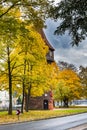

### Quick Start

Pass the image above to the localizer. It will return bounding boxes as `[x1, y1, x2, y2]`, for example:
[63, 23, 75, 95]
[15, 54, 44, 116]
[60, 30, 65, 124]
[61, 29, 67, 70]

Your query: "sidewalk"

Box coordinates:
[69, 123, 87, 130]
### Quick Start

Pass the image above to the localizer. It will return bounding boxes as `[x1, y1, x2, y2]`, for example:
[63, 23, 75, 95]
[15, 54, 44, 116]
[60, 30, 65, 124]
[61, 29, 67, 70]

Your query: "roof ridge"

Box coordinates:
[40, 29, 55, 51]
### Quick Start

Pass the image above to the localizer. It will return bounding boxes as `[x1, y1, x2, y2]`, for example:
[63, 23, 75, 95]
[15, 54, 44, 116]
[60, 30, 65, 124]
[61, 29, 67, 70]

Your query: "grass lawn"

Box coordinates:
[0, 108, 87, 124]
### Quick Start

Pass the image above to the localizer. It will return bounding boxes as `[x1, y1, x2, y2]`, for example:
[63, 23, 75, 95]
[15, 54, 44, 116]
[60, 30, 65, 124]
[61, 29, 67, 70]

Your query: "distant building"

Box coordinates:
[28, 30, 55, 110]
[0, 91, 18, 109]
[0, 91, 9, 109]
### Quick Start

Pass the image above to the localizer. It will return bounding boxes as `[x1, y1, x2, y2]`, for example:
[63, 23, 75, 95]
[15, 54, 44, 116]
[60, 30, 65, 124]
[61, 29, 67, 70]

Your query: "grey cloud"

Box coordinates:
[44, 19, 87, 67]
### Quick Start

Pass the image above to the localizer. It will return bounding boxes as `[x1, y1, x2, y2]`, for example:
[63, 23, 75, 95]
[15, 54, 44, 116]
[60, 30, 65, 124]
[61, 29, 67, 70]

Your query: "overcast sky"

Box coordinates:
[44, 19, 87, 68]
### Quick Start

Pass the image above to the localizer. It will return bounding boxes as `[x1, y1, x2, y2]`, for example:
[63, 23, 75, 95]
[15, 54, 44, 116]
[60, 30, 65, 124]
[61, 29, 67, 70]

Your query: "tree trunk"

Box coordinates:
[7, 46, 12, 115]
[60, 99, 63, 107]
[25, 92, 28, 112]
[21, 82, 25, 113]
[25, 85, 31, 112]
[63, 96, 69, 108]
[21, 57, 27, 113]
[25, 63, 32, 112]
[8, 75, 12, 115]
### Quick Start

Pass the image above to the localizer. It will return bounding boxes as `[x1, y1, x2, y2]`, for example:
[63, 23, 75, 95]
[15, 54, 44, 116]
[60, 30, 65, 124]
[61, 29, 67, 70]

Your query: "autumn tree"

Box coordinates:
[46, 62, 59, 90]
[0, 23, 49, 114]
[50, 0, 87, 46]
[0, 0, 53, 115]
[0, 42, 16, 115]
[79, 66, 87, 98]
[54, 69, 82, 107]
[0, 16, 22, 114]
[0, 0, 53, 31]
[11, 25, 50, 113]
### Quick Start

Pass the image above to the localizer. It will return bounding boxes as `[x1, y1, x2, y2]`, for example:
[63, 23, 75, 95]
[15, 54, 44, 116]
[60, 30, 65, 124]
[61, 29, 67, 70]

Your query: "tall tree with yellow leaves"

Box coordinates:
[79, 66, 87, 98]
[0, 24, 49, 114]
[0, 17, 22, 115]
[11, 25, 49, 113]
[54, 69, 82, 107]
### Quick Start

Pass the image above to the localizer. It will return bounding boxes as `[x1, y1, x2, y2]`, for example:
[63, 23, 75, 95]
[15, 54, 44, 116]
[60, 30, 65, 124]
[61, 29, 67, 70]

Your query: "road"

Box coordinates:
[1, 113, 87, 130]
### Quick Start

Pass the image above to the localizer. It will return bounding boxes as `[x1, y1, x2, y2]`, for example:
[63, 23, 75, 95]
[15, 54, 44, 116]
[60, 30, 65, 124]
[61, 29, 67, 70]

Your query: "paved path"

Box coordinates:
[69, 123, 87, 130]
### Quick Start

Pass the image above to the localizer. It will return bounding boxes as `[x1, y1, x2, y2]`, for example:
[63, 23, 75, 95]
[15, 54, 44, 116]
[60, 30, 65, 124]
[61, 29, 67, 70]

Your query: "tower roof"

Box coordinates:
[40, 30, 55, 51]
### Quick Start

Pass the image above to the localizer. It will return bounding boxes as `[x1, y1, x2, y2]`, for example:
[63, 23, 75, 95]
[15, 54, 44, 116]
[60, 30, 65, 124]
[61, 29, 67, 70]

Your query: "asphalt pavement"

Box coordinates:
[69, 123, 87, 130]
[0, 113, 87, 130]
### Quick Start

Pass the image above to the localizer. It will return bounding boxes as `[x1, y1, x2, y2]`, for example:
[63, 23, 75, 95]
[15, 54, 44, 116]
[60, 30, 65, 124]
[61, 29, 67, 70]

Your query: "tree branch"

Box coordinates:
[0, 1, 18, 18]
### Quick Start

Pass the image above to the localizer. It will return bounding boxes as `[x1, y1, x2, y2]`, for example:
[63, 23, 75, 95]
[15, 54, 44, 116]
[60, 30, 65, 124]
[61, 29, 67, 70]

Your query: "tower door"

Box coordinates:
[43, 100, 48, 110]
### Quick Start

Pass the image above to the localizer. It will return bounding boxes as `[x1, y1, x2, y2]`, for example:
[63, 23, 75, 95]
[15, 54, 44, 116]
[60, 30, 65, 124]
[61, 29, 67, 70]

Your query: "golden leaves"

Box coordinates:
[54, 69, 82, 101]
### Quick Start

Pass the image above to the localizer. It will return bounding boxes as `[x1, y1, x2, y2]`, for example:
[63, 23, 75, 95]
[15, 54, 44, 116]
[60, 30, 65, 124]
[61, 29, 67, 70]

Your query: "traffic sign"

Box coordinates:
[16, 109, 20, 115]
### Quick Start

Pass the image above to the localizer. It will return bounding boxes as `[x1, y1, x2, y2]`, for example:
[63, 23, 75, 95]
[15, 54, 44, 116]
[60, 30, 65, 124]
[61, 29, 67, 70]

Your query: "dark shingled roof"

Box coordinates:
[40, 30, 55, 51]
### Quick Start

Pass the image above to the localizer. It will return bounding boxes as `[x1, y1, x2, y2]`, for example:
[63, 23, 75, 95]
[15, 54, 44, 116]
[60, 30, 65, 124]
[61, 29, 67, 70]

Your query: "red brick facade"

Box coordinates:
[29, 91, 54, 110]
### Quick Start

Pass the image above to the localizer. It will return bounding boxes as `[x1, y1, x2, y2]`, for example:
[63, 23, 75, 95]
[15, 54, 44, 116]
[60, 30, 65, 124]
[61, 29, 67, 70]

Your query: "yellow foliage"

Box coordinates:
[9, 24, 50, 97]
[45, 62, 59, 90]
[54, 69, 82, 100]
